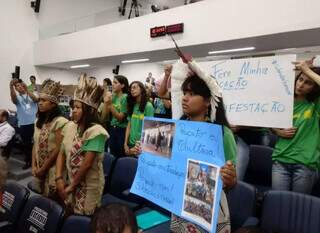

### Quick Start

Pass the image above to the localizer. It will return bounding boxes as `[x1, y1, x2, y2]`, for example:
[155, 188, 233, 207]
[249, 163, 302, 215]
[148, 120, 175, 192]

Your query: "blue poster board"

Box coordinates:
[130, 117, 226, 232]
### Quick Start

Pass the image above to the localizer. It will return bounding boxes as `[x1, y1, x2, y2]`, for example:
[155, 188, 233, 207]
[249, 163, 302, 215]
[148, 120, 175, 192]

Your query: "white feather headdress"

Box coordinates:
[170, 37, 222, 121]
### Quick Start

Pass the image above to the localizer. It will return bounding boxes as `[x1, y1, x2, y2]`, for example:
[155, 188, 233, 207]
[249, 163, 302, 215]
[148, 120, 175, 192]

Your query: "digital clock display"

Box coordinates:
[166, 23, 184, 34]
[150, 26, 166, 38]
[150, 23, 184, 38]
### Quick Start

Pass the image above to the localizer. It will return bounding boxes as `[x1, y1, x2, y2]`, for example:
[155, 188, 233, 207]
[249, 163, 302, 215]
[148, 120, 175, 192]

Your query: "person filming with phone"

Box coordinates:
[10, 78, 38, 169]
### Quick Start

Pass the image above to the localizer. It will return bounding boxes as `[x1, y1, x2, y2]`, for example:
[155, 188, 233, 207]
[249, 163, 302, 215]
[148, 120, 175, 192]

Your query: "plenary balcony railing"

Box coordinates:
[39, 0, 204, 40]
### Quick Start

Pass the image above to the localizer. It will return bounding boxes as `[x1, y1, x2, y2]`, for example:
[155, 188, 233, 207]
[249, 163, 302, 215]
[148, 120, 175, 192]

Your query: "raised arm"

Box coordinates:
[24, 83, 38, 102]
[293, 60, 320, 86]
[158, 65, 172, 97]
[9, 80, 17, 105]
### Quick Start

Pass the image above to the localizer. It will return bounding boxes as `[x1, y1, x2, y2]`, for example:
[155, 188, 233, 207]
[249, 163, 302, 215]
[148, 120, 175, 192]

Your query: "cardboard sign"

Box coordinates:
[131, 117, 225, 232]
[200, 55, 296, 128]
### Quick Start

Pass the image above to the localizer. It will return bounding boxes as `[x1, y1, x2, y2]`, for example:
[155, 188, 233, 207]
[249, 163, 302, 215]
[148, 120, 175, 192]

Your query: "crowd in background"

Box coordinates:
[0, 56, 320, 233]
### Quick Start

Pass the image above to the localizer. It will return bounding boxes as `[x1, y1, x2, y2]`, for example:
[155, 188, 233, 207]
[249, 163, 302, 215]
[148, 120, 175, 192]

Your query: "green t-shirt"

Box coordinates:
[223, 126, 237, 165]
[128, 102, 154, 146]
[82, 134, 106, 153]
[272, 99, 320, 170]
[27, 84, 36, 92]
[110, 93, 128, 128]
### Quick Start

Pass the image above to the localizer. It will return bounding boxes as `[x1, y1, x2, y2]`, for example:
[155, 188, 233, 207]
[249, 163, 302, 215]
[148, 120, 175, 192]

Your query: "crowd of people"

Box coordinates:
[184, 199, 212, 224]
[0, 54, 319, 233]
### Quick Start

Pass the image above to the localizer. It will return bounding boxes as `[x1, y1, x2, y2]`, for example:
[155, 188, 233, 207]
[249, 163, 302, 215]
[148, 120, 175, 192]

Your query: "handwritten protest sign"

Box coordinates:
[131, 117, 225, 232]
[199, 54, 296, 128]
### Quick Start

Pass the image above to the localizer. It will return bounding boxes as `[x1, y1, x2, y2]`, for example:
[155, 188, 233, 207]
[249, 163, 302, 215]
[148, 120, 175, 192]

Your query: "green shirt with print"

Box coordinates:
[223, 126, 237, 165]
[272, 99, 320, 170]
[128, 102, 154, 146]
[110, 93, 128, 128]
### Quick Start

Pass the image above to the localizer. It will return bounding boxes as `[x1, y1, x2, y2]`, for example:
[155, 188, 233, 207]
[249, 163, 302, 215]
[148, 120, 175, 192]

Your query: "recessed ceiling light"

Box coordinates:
[121, 58, 150, 64]
[70, 64, 90, 69]
[208, 47, 255, 55]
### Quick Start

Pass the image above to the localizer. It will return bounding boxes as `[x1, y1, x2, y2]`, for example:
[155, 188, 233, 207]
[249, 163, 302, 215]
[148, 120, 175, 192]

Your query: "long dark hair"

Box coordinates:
[114, 75, 129, 94]
[78, 102, 100, 134]
[181, 75, 230, 127]
[295, 67, 320, 102]
[36, 104, 62, 129]
[127, 81, 148, 116]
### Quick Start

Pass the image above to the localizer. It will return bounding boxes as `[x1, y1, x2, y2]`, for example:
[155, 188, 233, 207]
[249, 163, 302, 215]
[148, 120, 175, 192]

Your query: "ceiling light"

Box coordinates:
[70, 64, 90, 69]
[208, 47, 255, 55]
[121, 58, 150, 64]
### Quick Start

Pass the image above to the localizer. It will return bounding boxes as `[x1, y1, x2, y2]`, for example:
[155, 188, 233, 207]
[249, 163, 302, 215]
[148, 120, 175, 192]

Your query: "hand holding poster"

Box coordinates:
[130, 117, 226, 232]
[199, 54, 296, 128]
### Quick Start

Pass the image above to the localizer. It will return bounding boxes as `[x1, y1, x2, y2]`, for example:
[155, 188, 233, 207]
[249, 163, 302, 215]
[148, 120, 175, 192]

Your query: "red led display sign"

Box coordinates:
[150, 23, 184, 38]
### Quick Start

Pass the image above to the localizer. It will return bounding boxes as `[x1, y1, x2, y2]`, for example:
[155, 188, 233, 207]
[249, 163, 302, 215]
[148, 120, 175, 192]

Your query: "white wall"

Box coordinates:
[0, 0, 39, 109]
[35, 67, 81, 85]
[38, 0, 186, 39]
[88, 62, 165, 85]
[34, 0, 320, 66]
[0, 0, 86, 109]
[38, 0, 118, 30]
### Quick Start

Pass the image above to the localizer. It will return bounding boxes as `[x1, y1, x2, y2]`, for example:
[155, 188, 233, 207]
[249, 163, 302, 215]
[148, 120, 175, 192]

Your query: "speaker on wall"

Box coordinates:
[112, 65, 120, 75]
[15, 66, 20, 79]
[31, 0, 41, 13]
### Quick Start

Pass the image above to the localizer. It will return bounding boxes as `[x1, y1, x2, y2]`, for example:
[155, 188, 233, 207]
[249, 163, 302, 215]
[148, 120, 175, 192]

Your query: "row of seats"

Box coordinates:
[0, 182, 91, 233]
[3, 150, 320, 233]
[243, 145, 320, 197]
[3, 180, 320, 233]
[99, 153, 320, 233]
[228, 181, 320, 233]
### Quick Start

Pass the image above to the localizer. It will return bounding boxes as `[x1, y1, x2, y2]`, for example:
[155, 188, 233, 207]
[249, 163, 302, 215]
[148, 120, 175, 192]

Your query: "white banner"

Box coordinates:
[199, 55, 296, 128]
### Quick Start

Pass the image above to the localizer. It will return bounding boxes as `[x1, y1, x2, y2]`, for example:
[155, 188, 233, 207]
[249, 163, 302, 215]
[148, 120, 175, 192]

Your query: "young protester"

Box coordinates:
[124, 81, 154, 157]
[134, 56, 237, 232]
[102, 75, 129, 157]
[91, 203, 139, 233]
[271, 60, 320, 194]
[27, 75, 38, 93]
[103, 78, 112, 91]
[169, 58, 237, 233]
[32, 79, 68, 199]
[153, 66, 173, 119]
[56, 74, 108, 215]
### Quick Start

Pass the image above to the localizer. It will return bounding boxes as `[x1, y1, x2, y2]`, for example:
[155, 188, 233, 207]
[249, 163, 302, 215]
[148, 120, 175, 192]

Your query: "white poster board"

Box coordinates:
[199, 55, 296, 128]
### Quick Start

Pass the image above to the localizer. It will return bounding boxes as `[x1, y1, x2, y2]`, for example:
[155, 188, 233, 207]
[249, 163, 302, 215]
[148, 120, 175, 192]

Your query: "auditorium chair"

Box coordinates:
[101, 157, 143, 210]
[227, 181, 258, 231]
[244, 145, 273, 192]
[0, 182, 30, 233]
[15, 195, 64, 233]
[103, 152, 115, 193]
[261, 190, 320, 233]
[60, 215, 91, 233]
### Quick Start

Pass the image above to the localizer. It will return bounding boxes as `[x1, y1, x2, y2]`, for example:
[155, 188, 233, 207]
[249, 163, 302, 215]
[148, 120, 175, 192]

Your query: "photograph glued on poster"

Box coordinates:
[141, 119, 176, 159]
[131, 117, 225, 233]
[182, 159, 219, 231]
